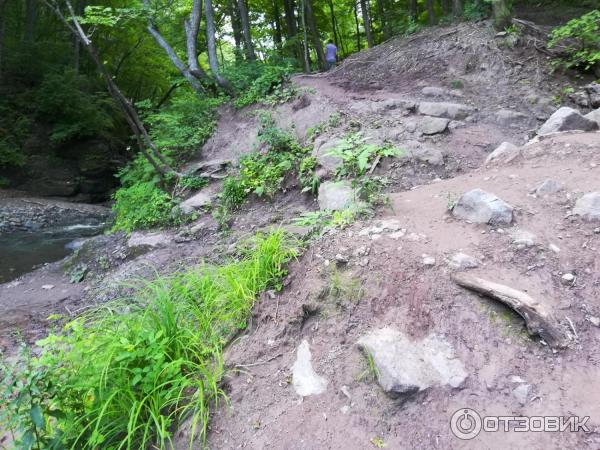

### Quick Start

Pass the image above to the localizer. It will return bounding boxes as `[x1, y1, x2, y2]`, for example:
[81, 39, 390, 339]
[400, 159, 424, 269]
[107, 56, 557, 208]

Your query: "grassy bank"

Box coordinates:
[0, 231, 297, 449]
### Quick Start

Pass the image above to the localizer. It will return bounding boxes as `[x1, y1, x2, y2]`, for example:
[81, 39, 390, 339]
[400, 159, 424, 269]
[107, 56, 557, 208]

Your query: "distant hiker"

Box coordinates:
[325, 40, 337, 71]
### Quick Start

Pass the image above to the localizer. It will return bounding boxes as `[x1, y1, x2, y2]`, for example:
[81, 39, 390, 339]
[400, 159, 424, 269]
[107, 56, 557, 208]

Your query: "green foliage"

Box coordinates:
[354, 176, 390, 205]
[179, 174, 209, 191]
[231, 63, 295, 108]
[0, 231, 297, 449]
[325, 133, 402, 178]
[111, 181, 181, 233]
[292, 207, 366, 231]
[299, 156, 320, 194]
[463, 0, 491, 21]
[549, 10, 600, 71]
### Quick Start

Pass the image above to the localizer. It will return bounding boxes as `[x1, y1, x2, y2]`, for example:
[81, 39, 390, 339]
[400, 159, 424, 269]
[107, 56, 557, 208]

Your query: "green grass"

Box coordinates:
[0, 231, 298, 449]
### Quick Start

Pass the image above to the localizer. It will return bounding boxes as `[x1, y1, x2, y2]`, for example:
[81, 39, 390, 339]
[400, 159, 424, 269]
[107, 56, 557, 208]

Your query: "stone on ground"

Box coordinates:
[494, 109, 529, 126]
[534, 179, 561, 196]
[585, 108, 600, 127]
[313, 136, 344, 174]
[509, 228, 537, 247]
[418, 116, 450, 135]
[357, 328, 468, 397]
[573, 192, 600, 221]
[417, 102, 474, 120]
[127, 231, 172, 248]
[292, 340, 328, 396]
[422, 86, 462, 98]
[180, 191, 212, 214]
[448, 252, 479, 270]
[318, 180, 355, 211]
[452, 189, 514, 225]
[512, 383, 530, 405]
[411, 146, 444, 165]
[484, 142, 520, 165]
[537, 107, 599, 135]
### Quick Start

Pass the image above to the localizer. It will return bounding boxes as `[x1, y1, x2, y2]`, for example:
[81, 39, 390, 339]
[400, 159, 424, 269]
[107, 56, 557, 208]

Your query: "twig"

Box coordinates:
[565, 316, 578, 339]
[234, 353, 283, 369]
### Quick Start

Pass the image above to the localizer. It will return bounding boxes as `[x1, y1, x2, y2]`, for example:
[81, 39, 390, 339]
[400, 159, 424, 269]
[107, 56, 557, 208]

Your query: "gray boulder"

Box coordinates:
[448, 252, 479, 270]
[313, 136, 344, 173]
[495, 109, 530, 126]
[127, 231, 172, 248]
[180, 191, 212, 214]
[509, 228, 537, 247]
[573, 192, 600, 221]
[452, 189, 514, 225]
[357, 328, 468, 396]
[585, 108, 600, 127]
[534, 179, 561, 196]
[418, 102, 474, 120]
[418, 116, 450, 135]
[318, 180, 355, 211]
[484, 142, 520, 165]
[538, 107, 599, 135]
[411, 147, 444, 165]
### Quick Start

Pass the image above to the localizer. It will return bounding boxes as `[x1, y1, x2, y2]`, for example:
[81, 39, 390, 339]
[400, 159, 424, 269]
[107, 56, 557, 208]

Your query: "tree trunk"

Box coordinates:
[226, 0, 243, 59]
[204, 0, 232, 92]
[283, 0, 301, 59]
[25, 0, 36, 41]
[375, 0, 389, 40]
[300, 0, 310, 72]
[353, 2, 361, 50]
[0, 0, 6, 82]
[304, 0, 325, 69]
[236, 0, 256, 60]
[45, 0, 178, 179]
[272, 0, 283, 48]
[452, 0, 462, 17]
[327, 0, 338, 47]
[426, 0, 435, 25]
[360, 0, 373, 48]
[492, 0, 511, 30]
[441, 0, 450, 15]
[408, 0, 418, 21]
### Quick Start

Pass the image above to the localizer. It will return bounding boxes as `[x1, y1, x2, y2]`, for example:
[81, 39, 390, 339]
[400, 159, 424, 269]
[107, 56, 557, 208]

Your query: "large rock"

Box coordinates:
[418, 116, 450, 135]
[585, 108, 600, 127]
[586, 82, 600, 108]
[411, 147, 444, 165]
[417, 102, 474, 120]
[318, 180, 354, 211]
[537, 107, 599, 135]
[292, 340, 328, 396]
[313, 136, 344, 173]
[357, 328, 468, 396]
[453, 189, 513, 225]
[179, 191, 212, 214]
[573, 192, 600, 221]
[484, 142, 520, 165]
[495, 109, 530, 126]
[421, 86, 462, 98]
[448, 252, 479, 270]
[127, 231, 172, 248]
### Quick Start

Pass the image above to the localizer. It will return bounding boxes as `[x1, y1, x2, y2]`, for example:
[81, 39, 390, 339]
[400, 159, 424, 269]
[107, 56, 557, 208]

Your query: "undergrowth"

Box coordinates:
[0, 231, 298, 449]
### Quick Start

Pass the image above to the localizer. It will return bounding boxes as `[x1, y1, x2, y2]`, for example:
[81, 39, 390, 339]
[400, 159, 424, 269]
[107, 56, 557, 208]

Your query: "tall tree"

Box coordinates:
[44, 0, 179, 179]
[409, 0, 417, 21]
[283, 0, 300, 58]
[237, 0, 256, 60]
[204, 0, 232, 91]
[300, 0, 310, 72]
[360, 0, 373, 48]
[452, 0, 462, 17]
[272, 0, 283, 48]
[353, 1, 361, 50]
[492, 0, 511, 29]
[426, 0, 435, 25]
[304, 0, 325, 68]
[25, 0, 36, 41]
[375, 0, 390, 41]
[226, 0, 243, 58]
[143, 0, 208, 94]
[0, 0, 6, 81]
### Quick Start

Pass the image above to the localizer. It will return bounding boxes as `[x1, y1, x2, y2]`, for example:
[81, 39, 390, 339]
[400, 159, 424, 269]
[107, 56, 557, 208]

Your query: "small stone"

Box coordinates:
[448, 252, 479, 270]
[588, 316, 600, 327]
[561, 273, 575, 284]
[318, 181, 355, 211]
[510, 375, 526, 384]
[422, 255, 436, 266]
[485, 142, 520, 165]
[510, 229, 537, 247]
[41, 284, 55, 290]
[292, 340, 328, 397]
[535, 179, 562, 196]
[512, 384, 530, 405]
[452, 189, 514, 225]
[388, 230, 406, 240]
[335, 254, 349, 263]
[549, 243, 561, 253]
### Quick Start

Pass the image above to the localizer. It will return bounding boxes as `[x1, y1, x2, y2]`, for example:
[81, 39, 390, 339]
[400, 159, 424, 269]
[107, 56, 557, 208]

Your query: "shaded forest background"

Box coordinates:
[0, 0, 598, 202]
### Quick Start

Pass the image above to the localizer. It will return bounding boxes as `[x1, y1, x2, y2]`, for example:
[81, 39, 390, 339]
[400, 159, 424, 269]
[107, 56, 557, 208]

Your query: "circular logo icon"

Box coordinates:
[450, 408, 482, 440]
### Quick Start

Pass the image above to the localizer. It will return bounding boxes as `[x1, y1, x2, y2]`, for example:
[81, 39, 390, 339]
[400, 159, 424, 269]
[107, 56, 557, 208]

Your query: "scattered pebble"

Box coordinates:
[588, 316, 600, 327]
[422, 255, 436, 266]
[41, 284, 55, 290]
[561, 273, 575, 285]
[548, 243, 560, 253]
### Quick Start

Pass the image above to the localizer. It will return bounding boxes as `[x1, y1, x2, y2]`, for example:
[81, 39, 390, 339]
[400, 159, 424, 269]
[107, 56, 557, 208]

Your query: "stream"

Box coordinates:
[0, 221, 106, 283]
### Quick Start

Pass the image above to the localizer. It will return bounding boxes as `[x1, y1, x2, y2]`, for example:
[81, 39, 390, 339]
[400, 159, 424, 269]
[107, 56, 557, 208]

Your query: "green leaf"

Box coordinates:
[30, 404, 44, 429]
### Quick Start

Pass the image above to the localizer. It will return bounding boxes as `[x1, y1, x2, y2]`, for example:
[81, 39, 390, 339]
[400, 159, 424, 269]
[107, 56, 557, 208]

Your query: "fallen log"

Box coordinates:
[452, 273, 569, 349]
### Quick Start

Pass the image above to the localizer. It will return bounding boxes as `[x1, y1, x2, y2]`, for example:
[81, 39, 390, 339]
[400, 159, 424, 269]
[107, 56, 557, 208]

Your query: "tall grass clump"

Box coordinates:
[0, 231, 297, 449]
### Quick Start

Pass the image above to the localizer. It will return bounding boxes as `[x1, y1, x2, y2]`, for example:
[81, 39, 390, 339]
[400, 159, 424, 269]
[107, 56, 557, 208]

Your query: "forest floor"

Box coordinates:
[2, 18, 600, 450]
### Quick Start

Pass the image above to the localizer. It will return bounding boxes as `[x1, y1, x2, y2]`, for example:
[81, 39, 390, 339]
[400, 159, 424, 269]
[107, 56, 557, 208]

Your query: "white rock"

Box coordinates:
[512, 384, 530, 405]
[422, 255, 436, 266]
[573, 192, 600, 221]
[561, 273, 575, 284]
[588, 316, 600, 327]
[357, 328, 468, 396]
[484, 142, 520, 165]
[549, 243, 561, 254]
[292, 340, 328, 397]
[41, 284, 55, 290]
[452, 189, 514, 225]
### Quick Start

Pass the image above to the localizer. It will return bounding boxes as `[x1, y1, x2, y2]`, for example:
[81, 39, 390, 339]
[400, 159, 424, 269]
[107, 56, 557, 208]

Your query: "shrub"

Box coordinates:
[232, 64, 295, 108]
[111, 181, 179, 232]
[0, 231, 298, 449]
[549, 10, 600, 71]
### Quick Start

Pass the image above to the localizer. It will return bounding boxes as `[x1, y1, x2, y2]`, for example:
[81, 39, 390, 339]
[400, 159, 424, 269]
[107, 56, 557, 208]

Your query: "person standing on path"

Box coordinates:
[325, 40, 337, 71]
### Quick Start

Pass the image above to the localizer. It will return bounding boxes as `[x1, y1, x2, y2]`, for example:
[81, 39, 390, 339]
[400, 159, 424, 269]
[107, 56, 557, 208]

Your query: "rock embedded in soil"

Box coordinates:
[585, 108, 600, 127]
[127, 231, 172, 249]
[411, 146, 444, 166]
[357, 328, 468, 397]
[448, 252, 479, 270]
[452, 189, 514, 225]
[318, 180, 355, 211]
[417, 102, 474, 120]
[421, 86, 462, 98]
[537, 107, 599, 135]
[417, 116, 450, 135]
[180, 191, 212, 214]
[313, 136, 344, 174]
[292, 340, 328, 397]
[534, 179, 561, 196]
[573, 192, 600, 221]
[512, 384, 530, 405]
[484, 142, 520, 165]
[509, 229, 537, 248]
[494, 109, 530, 127]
